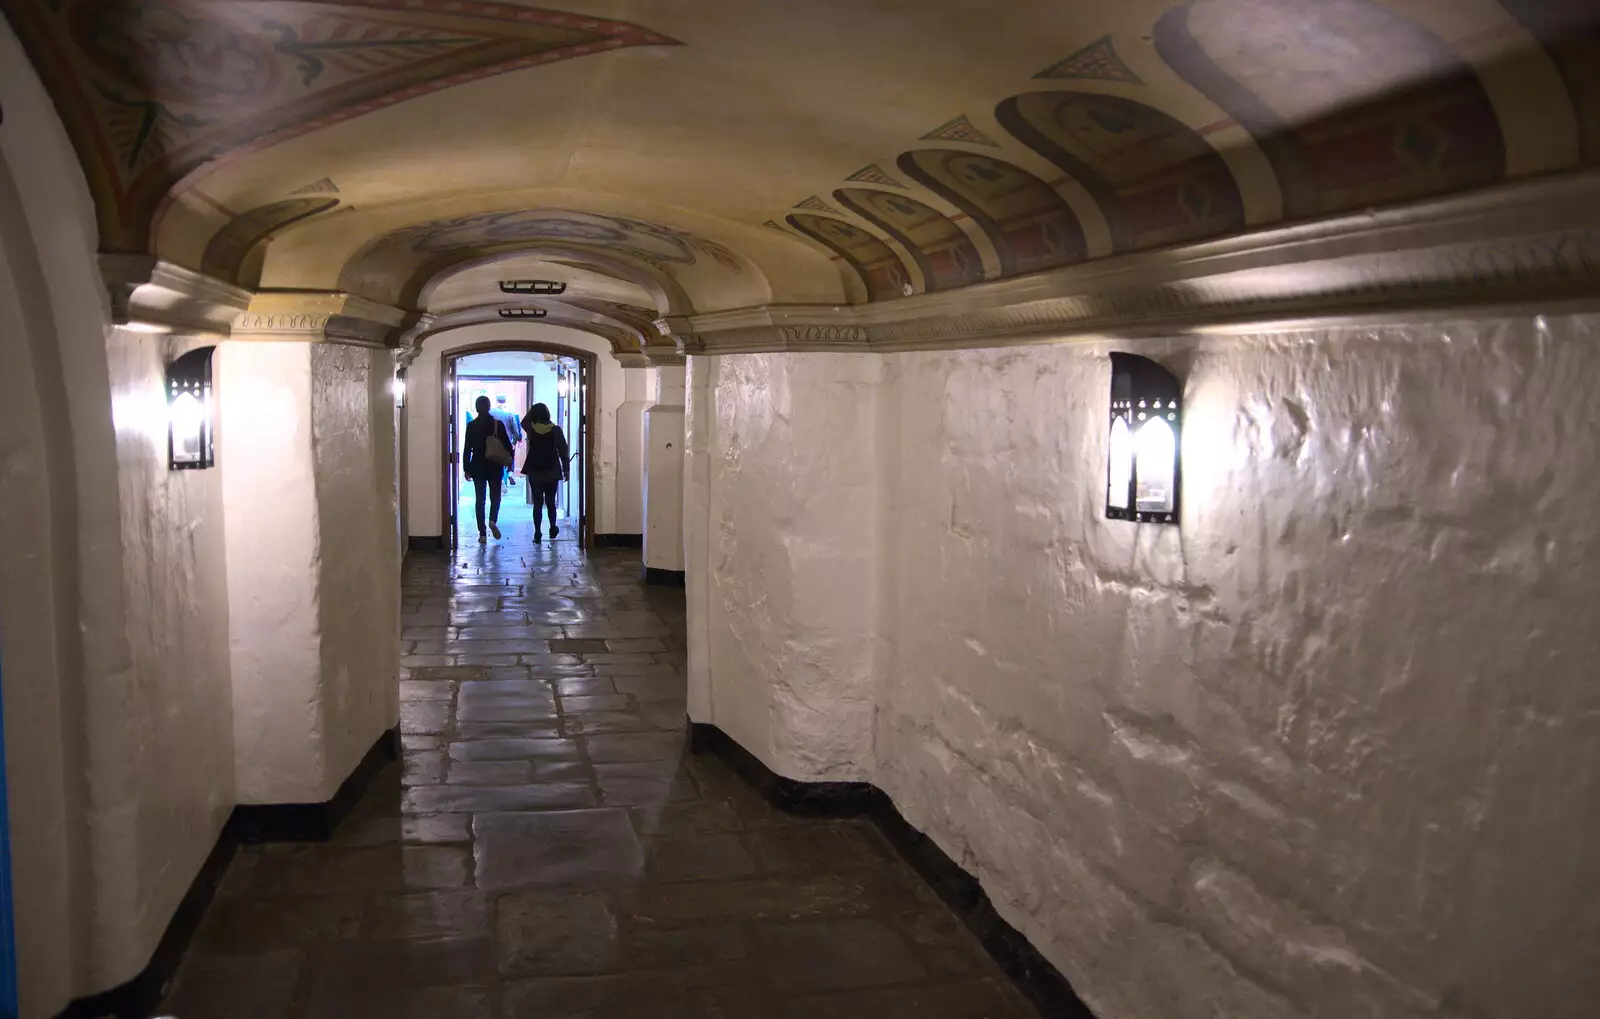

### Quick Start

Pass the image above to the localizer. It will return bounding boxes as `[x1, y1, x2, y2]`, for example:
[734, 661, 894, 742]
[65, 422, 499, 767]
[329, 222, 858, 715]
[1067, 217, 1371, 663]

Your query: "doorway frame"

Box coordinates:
[440, 341, 598, 549]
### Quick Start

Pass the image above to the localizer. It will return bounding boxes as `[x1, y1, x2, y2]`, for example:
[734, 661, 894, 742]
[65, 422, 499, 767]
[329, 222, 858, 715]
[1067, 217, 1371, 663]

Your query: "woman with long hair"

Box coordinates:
[462, 394, 514, 542]
[519, 401, 570, 542]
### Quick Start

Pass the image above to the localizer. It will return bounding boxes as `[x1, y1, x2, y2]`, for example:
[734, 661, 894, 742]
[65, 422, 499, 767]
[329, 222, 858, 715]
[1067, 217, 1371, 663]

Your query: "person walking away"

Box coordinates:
[492, 393, 523, 487]
[463, 395, 514, 542]
[519, 402, 570, 542]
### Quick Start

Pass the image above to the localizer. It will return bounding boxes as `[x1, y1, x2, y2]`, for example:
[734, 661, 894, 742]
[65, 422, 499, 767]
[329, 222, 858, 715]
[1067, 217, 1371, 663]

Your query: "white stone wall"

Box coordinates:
[691, 353, 881, 781]
[2, 14, 239, 1009]
[687, 316, 1600, 1019]
[404, 325, 628, 539]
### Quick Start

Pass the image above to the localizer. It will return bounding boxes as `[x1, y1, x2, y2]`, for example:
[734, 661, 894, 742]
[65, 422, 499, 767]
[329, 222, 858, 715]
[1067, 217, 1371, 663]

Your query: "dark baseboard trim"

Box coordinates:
[593, 532, 644, 548]
[226, 726, 400, 843]
[54, 827, 237, 1019]
[689, 721, 1096, 1019]
[55, 726, 401, 1019]
[407, 534, 446, 551]
[644, 567, 686, 588]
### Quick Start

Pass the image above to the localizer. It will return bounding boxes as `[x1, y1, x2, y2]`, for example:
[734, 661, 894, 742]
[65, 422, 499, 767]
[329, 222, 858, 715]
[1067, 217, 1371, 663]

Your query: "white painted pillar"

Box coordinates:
[219, 343, 328, 803]
[614, 363, 651, 537]
[684, 354, 713, 720]
[643, 356, 687, 576]
[218, 341, 400, 804]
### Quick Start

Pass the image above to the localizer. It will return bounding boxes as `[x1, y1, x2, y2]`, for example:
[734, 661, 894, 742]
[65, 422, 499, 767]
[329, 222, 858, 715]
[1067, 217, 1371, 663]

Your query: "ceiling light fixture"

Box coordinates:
[499, 308, 548, 319]
[500, 280, 566, 295]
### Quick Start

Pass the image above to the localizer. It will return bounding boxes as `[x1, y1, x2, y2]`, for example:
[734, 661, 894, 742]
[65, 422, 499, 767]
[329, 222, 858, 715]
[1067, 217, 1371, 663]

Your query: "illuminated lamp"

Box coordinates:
[393, 369, 407, 408]
[556, 375, 571, 399]
[1106, 352, 1180, 524]
[499, 308, 548, 319]
[500, 280, 566, 295]
[168, 345, 215, 471]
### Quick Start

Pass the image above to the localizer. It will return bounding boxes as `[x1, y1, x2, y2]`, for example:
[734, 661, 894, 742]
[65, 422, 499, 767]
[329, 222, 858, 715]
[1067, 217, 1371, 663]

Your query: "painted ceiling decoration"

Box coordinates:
[290, 176, 340, 196]
[0, 0, 677, 250]
[794, 195, 845, 216]
[1153, 0, 1505, 220]
[845, 164, 907, 188]
[200, 195, 340, 285]
[786, 213, 910, 302]
[920, 114, 1001, 148]
[834, 188, 984, 292]
[7, 0, 1598, 334]
[1034, 35, 1144, 85]
[899, 149, 1087, 277]
[996, 91, 1245, 252]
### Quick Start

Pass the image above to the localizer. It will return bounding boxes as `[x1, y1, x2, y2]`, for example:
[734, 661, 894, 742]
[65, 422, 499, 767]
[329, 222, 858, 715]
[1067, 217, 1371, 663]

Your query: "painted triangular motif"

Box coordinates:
[795, 195, 845, 216]
[846, 163, 906, 188]
[920, 115, 1000, 148]
[1035, 35, 1144, 84]
[762, 219, 787, 231]
[291, 177, 341, 196]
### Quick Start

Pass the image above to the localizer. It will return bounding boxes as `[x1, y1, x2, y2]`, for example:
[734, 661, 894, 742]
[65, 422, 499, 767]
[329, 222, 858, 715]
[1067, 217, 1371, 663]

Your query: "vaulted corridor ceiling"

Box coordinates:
[4, 0, 1598, 352]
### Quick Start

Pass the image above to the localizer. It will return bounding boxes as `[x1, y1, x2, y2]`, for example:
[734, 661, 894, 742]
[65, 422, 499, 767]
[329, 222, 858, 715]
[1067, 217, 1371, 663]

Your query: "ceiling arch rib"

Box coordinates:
[897, 149, 1088, 278]
[833, 188, 984, 292]
[995, 91, 1246, 254]
[338, 208, 766, 314]
[784, 214, 912, 302]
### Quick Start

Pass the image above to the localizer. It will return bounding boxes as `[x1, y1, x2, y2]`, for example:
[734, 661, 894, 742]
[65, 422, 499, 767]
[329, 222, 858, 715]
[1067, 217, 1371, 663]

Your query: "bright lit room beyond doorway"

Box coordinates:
[450, 349, 586, 546]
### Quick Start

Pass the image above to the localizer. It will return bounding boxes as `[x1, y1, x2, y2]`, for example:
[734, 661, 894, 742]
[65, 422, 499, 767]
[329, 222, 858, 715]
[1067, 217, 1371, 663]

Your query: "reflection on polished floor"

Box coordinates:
[159, 517, 1037, 1018]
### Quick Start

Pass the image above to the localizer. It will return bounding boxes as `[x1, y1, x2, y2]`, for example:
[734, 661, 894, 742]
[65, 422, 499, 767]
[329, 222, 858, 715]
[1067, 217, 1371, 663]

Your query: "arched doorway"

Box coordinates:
[440, 340, 599, 549]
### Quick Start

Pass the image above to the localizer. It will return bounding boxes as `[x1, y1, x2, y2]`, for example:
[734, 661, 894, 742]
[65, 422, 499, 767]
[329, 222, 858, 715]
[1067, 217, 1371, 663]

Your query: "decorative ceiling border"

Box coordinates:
[675, 171, 1600, 355]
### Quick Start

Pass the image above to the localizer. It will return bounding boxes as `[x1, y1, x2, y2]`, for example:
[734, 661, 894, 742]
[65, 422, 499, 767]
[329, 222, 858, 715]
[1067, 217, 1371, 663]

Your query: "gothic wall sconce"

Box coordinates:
[1106, 352, 1180, 525]
[168, 345, 216, 471]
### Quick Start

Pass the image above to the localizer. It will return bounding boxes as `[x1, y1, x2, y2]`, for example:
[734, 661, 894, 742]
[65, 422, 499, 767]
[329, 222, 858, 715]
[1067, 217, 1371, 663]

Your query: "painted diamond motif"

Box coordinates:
[1395, 118, 1448, 170]
[846, 163, 907, 188]
[920, 114, 1001, 148]
[1034, 35, 1144, 84]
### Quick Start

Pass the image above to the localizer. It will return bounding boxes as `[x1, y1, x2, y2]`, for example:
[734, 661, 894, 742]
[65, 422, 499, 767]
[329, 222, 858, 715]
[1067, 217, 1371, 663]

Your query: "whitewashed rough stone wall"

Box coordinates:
[687, 314, 1600, 1019]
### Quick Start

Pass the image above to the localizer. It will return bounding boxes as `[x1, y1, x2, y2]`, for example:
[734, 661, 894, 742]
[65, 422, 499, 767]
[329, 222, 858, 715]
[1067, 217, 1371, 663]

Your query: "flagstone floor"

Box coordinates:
[159, 517, 1039, 1018]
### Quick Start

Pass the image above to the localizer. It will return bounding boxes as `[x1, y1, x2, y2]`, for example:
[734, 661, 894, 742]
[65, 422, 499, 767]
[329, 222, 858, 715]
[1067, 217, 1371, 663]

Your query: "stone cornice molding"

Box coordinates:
[677, 171, 1600, 355]
[234, 290, 410, 347]
[100, 255, 254, 337]
[642, 347, 687, 367]
[613, 353, 650, 369]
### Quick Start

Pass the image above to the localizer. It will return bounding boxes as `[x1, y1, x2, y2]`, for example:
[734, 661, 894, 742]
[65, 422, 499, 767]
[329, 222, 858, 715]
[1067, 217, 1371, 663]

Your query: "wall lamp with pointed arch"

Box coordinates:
[500, 280, 566, 295]
[498, 308, 548, 319]
[1106, 352, 1181, 525]
[168, 345, 216, 471]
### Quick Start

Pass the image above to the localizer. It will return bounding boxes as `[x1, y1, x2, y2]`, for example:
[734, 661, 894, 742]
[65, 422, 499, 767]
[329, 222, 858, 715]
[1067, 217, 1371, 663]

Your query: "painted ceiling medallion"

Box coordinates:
[4, 0, 679, 250]
[1034, 35, 1145, 84]
[920, 114, 1001, 148]
[845, 163, 907, 188]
